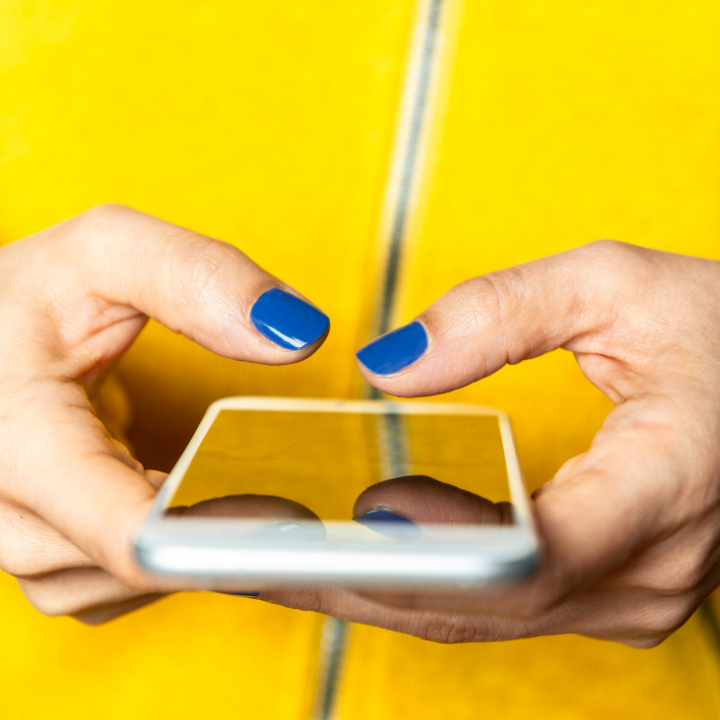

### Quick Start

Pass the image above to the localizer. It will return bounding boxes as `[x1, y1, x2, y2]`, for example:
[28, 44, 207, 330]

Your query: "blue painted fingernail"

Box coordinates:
[250, 288, 329, 350]
[356, 321, 428, 376]
[353, 509, 421, 540]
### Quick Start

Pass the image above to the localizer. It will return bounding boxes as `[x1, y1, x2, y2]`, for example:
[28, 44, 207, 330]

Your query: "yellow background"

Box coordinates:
[1, 0, 720, 718]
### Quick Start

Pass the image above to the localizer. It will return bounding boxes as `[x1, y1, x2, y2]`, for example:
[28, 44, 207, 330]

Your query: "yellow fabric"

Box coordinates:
[0, 571, 322, 718]
[340, 613, 720, 720]
[1, 1, 720, 718]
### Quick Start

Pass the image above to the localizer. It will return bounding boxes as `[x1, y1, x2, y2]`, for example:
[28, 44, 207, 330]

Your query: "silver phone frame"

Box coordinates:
[135, 397, 541, 591]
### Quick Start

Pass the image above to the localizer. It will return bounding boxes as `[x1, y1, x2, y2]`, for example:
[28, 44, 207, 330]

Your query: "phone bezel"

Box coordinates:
[135, 397, 541, 591]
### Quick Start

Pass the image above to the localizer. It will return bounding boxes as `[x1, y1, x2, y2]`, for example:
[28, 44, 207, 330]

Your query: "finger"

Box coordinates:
[19, 387, 332, 584]
[145, 469, 169, 490]
[167, 494, 321, 521]
[0, 469, 169, 578]
[17, 565, 163, 618]
[73, 594, 166, 625]
[8, 387, 167, 587]
[272, 394, 696, 629]
[262, 580, 696, 647]
[353, 476, 511, 526]
[49, 204, 330, 370]
[2, 378, 171, 583]
[355, 240, 651, 397]
[168, 495, 326, 545]
[409, 394, 697, 618]
[0, 501, 92, 577]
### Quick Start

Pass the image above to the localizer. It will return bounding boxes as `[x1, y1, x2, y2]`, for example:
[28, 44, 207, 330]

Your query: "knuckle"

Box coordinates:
[173, 237, 248, 319]
[18, 567, 155, 619]
[581, 239, 648, 276]
[0, 549, 25, 578]
[82, 202, 131, 224]
[620, 633, 671, 650]
[584, 238, 625, 255]
[415, 614, 516, 644]
[415, 614, 476, 644]
[583, 238, 637, 261]
[463, 272, 517, 319]
[0, 543, 39, 578]
[71, 203, 131, 240]
[18, 581, 78, 618]
[56, 203, 134, 258]
[179, 235, 230, 302]
[0, 550, 86, 579]
[182, 237, 227, 293]
[633, 598, 695, 638]
[637, 559, 707, 597]
[662, 565, 707, 596]
[447, 272, 520, 344]
[0, 509, 92, 577]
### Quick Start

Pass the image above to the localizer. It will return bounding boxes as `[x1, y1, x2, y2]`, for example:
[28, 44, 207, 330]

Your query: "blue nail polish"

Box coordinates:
[250, 288, 329, 350]
[353, 508, 421, 540]
[356, 321, 428, 376]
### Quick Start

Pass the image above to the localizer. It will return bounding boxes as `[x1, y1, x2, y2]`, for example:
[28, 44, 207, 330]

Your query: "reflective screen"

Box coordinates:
[165, 409, 515, 531]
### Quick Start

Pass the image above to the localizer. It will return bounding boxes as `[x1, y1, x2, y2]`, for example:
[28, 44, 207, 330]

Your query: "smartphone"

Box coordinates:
[134, 397, 540, 592]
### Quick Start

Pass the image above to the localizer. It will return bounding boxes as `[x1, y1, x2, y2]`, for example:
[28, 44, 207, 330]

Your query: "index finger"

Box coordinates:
[42, 204, 330, 367]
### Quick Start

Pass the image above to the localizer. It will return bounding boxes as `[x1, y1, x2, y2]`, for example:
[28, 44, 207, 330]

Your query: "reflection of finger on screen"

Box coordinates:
[353, 475, 513, 526]
[166, 493, 321, 521]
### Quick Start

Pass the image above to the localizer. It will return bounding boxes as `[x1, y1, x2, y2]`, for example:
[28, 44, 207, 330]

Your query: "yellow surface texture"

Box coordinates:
[340, 610, 720, 720]
[1, 0, 720, 718]
[397, 0, 720, 491]
[0, 570, 322, 719]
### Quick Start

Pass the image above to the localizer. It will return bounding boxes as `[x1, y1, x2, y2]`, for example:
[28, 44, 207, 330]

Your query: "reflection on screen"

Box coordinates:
[165, 410, 514, 532]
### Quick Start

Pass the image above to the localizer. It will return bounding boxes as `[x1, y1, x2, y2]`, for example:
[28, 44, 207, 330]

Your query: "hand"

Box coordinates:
[0, 204, 329, 624]
[265, 241, 720, 647]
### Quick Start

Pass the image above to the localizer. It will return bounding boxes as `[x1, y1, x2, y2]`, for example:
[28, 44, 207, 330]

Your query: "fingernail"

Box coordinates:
[217, 592, 260, 598]
[250, 288, 329, 350]
[356, 321, 428, 376]
[353, 508, 421, 540]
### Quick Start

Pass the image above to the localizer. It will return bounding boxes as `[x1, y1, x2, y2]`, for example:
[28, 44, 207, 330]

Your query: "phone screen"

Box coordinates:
[163, 409, 516, 530]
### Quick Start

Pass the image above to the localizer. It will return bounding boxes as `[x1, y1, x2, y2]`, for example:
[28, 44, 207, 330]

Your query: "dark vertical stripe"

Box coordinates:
[376, 0, 445, 340]
[368, 0, 444, 402]
[318, 1, 448, 714]
[313, 617, 350, 720]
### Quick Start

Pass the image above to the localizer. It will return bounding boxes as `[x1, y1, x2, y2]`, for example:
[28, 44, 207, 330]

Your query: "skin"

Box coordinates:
[2, 211, 719, 646]
[264, 240, 720, 648]
[0, 204, 328, 624]
[353, 476, 514, 526]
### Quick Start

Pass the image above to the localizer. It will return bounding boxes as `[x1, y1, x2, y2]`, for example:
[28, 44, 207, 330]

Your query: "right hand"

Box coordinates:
[0, 203, 329, 624]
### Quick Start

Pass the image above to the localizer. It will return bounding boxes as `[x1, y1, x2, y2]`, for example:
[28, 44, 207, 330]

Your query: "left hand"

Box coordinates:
[262, 241, 720, 648]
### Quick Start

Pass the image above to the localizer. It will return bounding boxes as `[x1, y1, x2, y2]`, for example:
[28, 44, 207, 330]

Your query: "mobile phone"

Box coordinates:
[134, 397, 540, 592]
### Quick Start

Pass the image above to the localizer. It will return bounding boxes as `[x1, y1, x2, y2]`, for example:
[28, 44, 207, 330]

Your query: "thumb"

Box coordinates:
[54, 204, 329, 367]
[356, 241, 630, 396]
